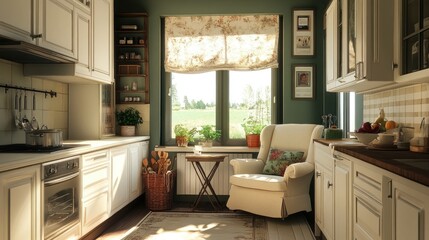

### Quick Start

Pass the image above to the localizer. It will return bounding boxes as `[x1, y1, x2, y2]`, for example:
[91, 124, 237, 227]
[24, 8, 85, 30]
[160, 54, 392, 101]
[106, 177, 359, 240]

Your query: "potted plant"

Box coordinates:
[241, 116, 266, 147]
[198, 125, 221, 147]
[116, 107, 143, 136]
[174, 124, 197, 147]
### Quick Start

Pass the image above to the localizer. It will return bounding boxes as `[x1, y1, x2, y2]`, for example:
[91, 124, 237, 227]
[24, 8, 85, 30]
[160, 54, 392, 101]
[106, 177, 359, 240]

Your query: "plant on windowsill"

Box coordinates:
[198, 125, 221, 147]
[116, 107, 143, 136]
[241, 116, 266, 147]
[174, 124, 197, 147]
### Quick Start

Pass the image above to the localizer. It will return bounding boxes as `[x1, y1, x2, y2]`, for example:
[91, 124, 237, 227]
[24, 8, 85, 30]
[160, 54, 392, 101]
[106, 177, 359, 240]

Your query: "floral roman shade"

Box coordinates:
[164, 15, 279, 73]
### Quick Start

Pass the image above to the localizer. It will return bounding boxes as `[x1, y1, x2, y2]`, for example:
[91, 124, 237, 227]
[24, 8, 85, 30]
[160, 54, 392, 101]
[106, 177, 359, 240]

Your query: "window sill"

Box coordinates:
[154, 145, 259, 153]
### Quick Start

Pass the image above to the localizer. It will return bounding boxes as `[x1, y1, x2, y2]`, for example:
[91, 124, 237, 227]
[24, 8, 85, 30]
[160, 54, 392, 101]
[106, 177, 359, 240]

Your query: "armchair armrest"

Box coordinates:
[230, 158, 265, 175]
[284, 162, 314, 179]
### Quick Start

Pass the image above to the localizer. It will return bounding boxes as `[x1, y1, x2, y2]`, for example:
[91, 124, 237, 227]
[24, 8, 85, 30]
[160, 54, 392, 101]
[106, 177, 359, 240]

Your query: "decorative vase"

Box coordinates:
[120, 125, 136, 136]
[246, 134, 260, 147]
[176, 136, 189, 147]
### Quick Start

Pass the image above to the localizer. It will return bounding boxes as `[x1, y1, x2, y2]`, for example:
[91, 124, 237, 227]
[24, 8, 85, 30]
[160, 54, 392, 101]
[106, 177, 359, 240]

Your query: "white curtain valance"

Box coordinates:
[164, 15, 279, 73]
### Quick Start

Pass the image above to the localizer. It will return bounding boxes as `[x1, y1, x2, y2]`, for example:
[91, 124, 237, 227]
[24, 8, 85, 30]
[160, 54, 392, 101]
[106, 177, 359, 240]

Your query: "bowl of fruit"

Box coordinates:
[352, 122, 380, 145]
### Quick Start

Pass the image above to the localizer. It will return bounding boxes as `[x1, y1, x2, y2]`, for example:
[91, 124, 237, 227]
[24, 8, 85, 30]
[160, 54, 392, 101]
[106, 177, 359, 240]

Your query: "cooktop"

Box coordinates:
[0, 144, 89, 153]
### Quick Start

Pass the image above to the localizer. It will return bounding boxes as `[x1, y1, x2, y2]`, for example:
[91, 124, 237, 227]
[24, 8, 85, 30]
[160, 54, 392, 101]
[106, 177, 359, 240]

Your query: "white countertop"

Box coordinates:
[0, 136, 150, 173]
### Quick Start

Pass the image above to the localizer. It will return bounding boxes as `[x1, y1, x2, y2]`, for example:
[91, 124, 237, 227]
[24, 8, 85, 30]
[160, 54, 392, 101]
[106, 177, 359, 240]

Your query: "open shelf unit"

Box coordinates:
[114, 12, 149, 104]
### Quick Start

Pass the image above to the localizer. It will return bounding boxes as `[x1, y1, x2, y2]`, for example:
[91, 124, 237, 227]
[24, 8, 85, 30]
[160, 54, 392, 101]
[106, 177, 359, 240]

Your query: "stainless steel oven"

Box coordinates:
[42, 157, 80, 240]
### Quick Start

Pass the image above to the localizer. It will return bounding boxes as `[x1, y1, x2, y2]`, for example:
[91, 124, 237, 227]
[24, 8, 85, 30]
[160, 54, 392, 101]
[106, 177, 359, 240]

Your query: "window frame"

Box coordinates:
[160, 16, 283, 146]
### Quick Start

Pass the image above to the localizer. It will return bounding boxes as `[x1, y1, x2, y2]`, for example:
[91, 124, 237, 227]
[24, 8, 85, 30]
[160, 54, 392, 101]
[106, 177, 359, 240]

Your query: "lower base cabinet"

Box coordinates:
[0, 165, 41, 240]
[393, 178, 429, 240]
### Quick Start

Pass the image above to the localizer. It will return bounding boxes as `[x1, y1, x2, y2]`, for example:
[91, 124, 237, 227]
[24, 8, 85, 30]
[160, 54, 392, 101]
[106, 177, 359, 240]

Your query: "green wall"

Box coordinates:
[116, 0, 336, 148]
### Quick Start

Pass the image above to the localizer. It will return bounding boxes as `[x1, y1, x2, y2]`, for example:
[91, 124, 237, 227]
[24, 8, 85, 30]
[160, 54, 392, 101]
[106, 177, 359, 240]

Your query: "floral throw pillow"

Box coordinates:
[262, 148, 304, 176]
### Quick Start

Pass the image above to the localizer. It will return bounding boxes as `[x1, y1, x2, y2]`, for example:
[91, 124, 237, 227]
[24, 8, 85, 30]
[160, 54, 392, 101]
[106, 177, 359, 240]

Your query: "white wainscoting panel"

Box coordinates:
[176, 153, 252, 195]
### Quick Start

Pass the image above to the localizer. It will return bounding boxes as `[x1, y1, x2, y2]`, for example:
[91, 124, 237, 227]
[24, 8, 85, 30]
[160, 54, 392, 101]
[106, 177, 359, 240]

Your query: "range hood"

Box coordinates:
[0, 37, 76, 64]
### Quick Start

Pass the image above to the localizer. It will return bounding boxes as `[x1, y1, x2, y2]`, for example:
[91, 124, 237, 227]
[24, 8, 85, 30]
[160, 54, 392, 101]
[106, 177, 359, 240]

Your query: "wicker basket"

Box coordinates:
[143, 171, 175, 211]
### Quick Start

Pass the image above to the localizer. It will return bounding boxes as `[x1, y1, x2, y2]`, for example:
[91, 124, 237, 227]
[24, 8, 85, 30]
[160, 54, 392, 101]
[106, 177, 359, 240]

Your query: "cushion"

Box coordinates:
[262, 148, 304, 176]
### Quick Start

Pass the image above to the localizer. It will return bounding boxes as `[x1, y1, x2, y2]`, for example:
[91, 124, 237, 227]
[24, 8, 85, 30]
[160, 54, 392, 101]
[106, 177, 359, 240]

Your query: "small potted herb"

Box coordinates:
[174, 124, 197, 147]
[116, 107, 143, 136]
[241, 116, 266, 147]
[198, 125, 221, 147]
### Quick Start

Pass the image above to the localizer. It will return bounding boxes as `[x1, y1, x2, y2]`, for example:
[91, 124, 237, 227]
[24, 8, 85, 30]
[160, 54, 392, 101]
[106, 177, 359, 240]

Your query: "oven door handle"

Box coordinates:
[44, 172, 79, 186]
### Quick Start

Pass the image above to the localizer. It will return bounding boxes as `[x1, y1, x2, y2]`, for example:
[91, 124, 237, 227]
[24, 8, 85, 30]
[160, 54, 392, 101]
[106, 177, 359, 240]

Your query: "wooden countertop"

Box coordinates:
[314, 139, 429, 187]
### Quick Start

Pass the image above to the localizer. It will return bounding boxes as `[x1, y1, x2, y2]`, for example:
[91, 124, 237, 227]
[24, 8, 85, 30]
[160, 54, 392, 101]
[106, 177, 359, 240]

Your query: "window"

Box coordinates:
[164, 69, 275, 146]
[162, 15, 281, 146]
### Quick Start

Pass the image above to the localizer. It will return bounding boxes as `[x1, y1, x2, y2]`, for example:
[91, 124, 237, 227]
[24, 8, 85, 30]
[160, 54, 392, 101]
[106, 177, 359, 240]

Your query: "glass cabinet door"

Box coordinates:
[347, 0, 356, 75]
[403, 0, 429, 73]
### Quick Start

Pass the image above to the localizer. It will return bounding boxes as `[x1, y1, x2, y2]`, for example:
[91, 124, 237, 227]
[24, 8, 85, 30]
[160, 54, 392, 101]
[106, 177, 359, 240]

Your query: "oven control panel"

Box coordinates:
[42, 157, 80, 181]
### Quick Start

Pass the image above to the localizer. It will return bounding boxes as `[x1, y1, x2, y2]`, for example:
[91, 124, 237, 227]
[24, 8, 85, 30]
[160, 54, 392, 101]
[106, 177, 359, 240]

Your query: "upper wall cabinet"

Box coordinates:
[326, 0, 395, 93]
[393, 0, 429, 84]
[0, 0, 37, 43]
[0, 0, 76, 59]
[23, 0, 114, 84]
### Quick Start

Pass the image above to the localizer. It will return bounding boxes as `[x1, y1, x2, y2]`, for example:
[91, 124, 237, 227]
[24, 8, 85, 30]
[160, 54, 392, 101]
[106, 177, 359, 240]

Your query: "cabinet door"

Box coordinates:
[354, 188, 383, 240]
[325, 0, 338, 91]
[91, 0, 113, 82]
[0, 0, 36, 43]
[128, 142, 143, 201]
[334, 158, 352, 240]
[38, 0, 76, 58]
[314, 164, 323, 229]
[323, 169, 334, 240]
[75, 8, 91, 77]
[110, 146, 129, 215]
[0, 165, 41, 240]
[393, 180, 428, 240]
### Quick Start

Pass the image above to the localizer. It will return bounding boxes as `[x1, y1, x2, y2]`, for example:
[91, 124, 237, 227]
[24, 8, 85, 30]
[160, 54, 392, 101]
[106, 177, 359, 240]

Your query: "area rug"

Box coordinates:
[122, 211, 267, 240]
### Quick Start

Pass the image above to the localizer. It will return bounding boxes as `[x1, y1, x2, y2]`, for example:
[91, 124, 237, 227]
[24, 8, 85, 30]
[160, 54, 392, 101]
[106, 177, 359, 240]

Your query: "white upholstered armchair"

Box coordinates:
[226, 124, 324, 218]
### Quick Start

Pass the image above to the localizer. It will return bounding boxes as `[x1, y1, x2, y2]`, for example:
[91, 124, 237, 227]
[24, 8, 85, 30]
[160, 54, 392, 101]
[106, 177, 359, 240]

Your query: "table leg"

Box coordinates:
[190, 161, 223, 210]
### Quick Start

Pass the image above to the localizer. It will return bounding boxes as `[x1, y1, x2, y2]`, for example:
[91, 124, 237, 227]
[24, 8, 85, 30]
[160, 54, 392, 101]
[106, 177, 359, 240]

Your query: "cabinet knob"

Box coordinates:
[392, 62, 398, 70]
[316, 171, 321, 177]
[327, 181, 333, 188]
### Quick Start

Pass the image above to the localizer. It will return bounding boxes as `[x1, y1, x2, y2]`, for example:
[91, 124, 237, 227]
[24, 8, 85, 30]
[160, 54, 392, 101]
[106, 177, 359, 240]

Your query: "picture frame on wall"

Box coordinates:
[292, 64, 315, 99]
[292, 9, 315, 57]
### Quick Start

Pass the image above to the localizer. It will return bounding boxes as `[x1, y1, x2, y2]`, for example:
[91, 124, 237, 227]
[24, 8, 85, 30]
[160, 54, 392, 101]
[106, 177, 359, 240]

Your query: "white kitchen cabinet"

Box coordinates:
[326, 0, 395, 93]
[81, 150, 110, 236]
[0, 165, 41, 240]
[128, 141, 149, 201]
[314, 142, 334, 240]
[23, 0, 114, 84]
[0, 0, 38, 43]
[333, 152, 352, 240]
[392, 0, 429, 86]
[110, 145, 129, 215]
[74, 6, 92, 77]
[392, 176, 429, 240]
[325, 0, 338, 91]
[38, 0, 76, 58]
[91, 0, 113, 83]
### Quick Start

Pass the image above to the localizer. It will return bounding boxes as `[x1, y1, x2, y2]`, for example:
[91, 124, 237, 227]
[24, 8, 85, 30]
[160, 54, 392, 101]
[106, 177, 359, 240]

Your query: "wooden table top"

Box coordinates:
[185, 154, 227, 162]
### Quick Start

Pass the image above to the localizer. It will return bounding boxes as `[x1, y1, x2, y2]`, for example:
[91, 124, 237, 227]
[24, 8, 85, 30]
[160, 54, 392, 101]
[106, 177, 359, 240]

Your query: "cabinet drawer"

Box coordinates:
[353, 188, 383, 240]
[81, 191, 109, 235]
[354, 163, 383, 202]
[314, 142, 333, 170]
[82, 150, 109, 168]
[81, 163, 109, 199]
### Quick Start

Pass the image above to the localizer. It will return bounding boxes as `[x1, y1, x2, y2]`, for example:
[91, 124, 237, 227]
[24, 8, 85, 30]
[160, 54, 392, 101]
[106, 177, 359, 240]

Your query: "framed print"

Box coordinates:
[292, 9, 315, 56]
[292, 64, 315, 99]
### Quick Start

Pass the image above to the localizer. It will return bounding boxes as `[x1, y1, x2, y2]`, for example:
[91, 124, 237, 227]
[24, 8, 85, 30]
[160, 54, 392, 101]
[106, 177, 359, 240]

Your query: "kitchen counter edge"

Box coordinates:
[314, 138, 429, 187]
[0, 136, 150, 173]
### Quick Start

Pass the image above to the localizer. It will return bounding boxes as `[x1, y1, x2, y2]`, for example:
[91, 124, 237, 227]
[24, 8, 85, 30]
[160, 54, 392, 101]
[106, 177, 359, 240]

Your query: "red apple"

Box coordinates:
[361, 122, 372, 132]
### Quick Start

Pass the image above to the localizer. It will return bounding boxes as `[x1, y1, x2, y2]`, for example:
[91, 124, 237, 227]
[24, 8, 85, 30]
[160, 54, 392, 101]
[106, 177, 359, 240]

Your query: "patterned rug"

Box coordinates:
[122, 212, 267, 240]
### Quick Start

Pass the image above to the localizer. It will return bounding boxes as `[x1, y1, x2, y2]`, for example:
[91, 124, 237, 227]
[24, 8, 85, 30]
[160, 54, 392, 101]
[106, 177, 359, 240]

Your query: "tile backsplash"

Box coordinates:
[0, 60, 69, 145]
[363, 83, 429, 139]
